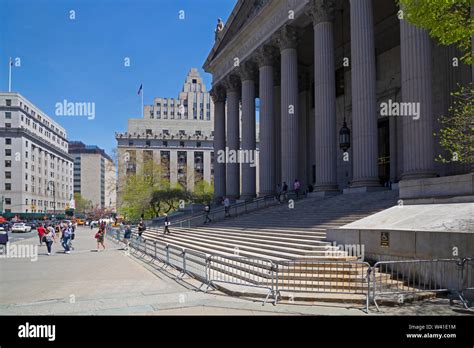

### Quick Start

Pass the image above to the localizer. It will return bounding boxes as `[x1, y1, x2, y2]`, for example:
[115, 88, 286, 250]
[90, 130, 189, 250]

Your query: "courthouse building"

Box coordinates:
[0, 92, 74, 214]
[116, 68, 215, 208]
[205, 0, 472, 201]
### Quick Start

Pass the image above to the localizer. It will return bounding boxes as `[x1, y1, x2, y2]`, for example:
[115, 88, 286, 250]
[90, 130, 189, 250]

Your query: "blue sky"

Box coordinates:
[0, 0, 237, 156]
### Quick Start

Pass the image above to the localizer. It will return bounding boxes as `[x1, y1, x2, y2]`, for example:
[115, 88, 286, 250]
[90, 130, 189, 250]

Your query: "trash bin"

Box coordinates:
[0, 230, 8, 245]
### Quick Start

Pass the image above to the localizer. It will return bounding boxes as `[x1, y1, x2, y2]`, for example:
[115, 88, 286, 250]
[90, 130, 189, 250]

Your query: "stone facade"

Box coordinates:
[0, 92, 74, 214]
[204, 0, 472, 201]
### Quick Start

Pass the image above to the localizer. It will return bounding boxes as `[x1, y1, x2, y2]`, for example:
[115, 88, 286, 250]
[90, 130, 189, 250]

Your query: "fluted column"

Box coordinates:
[278, 26, 299, 187]
[210, 85, 226, 201]
[224, 75, 241, 199]
[400, 16, 435, 180]
[273, 68, 282, 187]
[257, 46, 277, 196]
[309, 0, 338, 193]
[350, 0, 380, 188]
[240, 62, 257, 200]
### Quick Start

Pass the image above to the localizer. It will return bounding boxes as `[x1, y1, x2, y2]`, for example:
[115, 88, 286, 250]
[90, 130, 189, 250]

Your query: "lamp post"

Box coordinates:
[47, 181, 56, 217]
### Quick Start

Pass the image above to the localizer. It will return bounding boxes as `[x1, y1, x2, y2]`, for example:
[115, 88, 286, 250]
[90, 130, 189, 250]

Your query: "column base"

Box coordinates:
[401, 170, 436, 181]
[240, 194, 256, 201]
[343, 186, 387, 194]
[312, 184, 340, 197]
[350, 177, 380, 188]
[258, 191, 275, 198]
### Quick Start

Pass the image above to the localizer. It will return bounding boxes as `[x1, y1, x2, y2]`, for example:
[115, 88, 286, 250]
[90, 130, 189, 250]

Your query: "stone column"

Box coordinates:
[298, 70, 311, 190]
[211, 86, 226, 201]
[309, 0, 338, 193]
[187, 150, 195, 191]
[350, 0, 380, 188]
[389, 115, 398, 183]
[278, 26, 299, 187]
[240, 62, 257, 200]
[273, 67, 282, 187]
[224, 75, 241, 199]
[256, 46, 277, 196]
[400, 16, 435, 179]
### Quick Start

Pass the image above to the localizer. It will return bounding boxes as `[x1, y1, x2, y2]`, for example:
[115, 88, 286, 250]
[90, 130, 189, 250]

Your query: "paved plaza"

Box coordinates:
[0, 226, 470, 316]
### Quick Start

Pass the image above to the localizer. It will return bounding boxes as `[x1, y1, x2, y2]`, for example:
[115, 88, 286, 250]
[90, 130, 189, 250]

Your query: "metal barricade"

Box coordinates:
[458, 257, 474, 308]
[207, 255, 277, 305]
[276, 260, 371, 313]
[371, 259, 459, 311]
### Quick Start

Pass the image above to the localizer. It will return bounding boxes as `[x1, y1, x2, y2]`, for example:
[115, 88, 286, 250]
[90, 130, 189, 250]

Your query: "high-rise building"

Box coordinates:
[116, 68, 214, 209]
[0, 92, 74, 214]
[69, 141, 116, 212]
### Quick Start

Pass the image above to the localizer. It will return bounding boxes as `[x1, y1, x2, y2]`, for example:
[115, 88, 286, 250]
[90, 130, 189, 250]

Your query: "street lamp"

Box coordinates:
[47, 181, 56, 217]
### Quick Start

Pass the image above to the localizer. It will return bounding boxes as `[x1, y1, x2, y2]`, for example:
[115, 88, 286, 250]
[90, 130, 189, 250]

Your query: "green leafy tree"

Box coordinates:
[73, 193, 89, 214]
[191, 180, 214, 205]
[399, 0, 473, 64]
[435, 84, 474, 164]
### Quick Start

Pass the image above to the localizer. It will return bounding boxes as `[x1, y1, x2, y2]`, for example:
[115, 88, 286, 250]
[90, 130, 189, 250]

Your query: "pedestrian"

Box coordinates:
[43, 229, 54, 256]
[294, 179, 301, 199]
[275, 184, 282, 203]
[223, 197, 230, 218]
[123, 223, 132, 250]
[282, 181, 288, 201]
[204, 203, 212, 223]
[37, 224, 46, 246]
[61, 225, 72, 254]
[95, 227, 106, 251]
[163, 214, 171, 235]
[137, 219, 146, 239]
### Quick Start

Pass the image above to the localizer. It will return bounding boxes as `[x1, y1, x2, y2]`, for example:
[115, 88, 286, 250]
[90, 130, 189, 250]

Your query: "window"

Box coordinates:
[163, 129, 169, 135]
[5, 149, 11, 156]
[5, 198, 11, 205]
[5, 171, 11, 179]
[128, 141, 134, 146]
[5, 160, 11, 167]
[5, 183, 11, 191]
[146, 140, 151, 147]
[163, 141, 168, 147]
[5, 138, 11, 145]
[179, 130, 186, 136]
[195, 130, 202, 136]
[196, 142, 202, 148]
[5, 123, 11, 128]
[192, 79, 197, 84]
[5, 111, 11, 119]
[6, 99, 11, 106]
[180, 141, 185, 147]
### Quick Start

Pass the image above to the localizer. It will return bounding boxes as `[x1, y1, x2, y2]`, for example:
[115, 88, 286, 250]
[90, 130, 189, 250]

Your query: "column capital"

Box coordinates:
[306, 0, 336, 25]
[255, 44, 279, 68]
[210, 84, 226, 103]
[275, 25, 299, 51]
[223, 74, 241, 93]
[239, 61, 258, 81]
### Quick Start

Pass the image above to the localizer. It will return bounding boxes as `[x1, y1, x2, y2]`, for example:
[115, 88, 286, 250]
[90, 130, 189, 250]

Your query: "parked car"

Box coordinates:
[11, 223, 32, 233]
[76, 218, 85, 225]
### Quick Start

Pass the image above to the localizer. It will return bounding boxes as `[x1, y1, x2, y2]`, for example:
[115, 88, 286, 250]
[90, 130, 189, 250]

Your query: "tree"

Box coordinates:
[399, 0, 473, 64]
[435, 84, 474, 164]
[73, 193, 89, 215]
[191, 180, 214, 205]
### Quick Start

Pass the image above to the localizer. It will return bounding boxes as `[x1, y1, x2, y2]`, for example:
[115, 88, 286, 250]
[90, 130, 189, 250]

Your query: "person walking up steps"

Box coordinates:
[223, 197, 230, 218]
[163, 214, 171, 235]
[282, 181, 288, 201]
[294, 179, 301, 199]
[204, 203, 212, 224]
[123, 223, 132, 250]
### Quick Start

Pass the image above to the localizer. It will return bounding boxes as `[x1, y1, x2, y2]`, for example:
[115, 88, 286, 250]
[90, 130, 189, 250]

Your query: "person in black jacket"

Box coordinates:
[204, 204, 212, 224]
[163, 214, 170, 235]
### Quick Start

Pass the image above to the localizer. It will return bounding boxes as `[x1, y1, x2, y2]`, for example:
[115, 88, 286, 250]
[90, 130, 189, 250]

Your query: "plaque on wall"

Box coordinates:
[381, 232, 390, 247]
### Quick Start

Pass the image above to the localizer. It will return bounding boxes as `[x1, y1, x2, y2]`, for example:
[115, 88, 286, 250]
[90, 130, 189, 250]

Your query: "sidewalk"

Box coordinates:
[0, 226, 469, 316]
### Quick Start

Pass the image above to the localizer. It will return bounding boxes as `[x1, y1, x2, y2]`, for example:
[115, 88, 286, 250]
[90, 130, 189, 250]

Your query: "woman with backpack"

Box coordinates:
[43, 229, 54, 256]
[95, 227, 106, 251]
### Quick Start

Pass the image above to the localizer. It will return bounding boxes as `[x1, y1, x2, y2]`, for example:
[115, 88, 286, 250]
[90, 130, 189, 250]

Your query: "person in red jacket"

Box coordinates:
[37, 224, 46, 246]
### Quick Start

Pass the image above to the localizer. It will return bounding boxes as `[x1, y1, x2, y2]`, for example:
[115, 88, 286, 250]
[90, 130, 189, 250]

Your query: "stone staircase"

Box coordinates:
[137, 190, 428, 304]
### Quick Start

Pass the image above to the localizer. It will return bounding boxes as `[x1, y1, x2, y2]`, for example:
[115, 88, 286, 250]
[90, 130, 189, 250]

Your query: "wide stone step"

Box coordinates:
[146, 228, 335, 253]
[141, 232, 349, 260]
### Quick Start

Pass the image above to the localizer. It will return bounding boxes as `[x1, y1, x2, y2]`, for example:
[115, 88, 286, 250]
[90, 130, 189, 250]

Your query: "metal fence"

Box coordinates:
[105, 228, 473, 312]
[207, 255, 277, 305]
[370, 259, 463, 311]
[276, 260, 371, 313]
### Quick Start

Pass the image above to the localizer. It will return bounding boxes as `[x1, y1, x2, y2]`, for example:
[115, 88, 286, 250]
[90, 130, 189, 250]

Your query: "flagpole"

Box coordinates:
[141, 84, 144, 118]
[8, 57, 12, 92]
